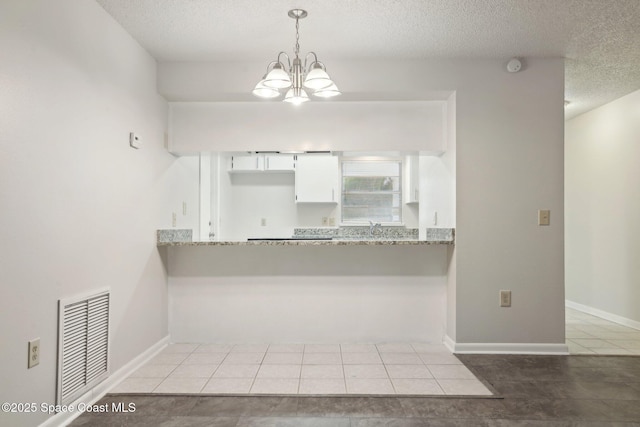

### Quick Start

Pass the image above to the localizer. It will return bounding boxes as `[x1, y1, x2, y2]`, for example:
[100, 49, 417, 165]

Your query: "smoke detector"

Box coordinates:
[506, 58, 522, 73]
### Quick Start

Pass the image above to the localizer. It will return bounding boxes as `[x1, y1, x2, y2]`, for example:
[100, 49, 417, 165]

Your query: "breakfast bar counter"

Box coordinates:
[157, 239, 452, 247]
[156, 227, 455, 247]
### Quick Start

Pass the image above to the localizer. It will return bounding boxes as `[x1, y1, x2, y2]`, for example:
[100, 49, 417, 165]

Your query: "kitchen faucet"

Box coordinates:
[369, 221, 382, 236]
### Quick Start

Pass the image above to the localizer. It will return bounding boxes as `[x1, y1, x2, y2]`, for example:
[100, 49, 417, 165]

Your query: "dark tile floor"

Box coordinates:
[71, 354, 640, 426]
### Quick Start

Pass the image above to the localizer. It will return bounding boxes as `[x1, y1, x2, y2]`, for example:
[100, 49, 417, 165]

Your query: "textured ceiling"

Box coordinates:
[96, 0, 640, 119]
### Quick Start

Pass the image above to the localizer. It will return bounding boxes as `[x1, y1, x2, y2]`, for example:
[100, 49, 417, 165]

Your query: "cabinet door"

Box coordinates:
[230, 155, 263, 172]
[265, 154, 295, 172]
[404, 155, 419, 203]
[295, 155, 339, 203]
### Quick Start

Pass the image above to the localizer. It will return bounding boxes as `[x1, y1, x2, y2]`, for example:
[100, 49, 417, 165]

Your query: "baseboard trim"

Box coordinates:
[444, 336, 568, 355]
[566, 300, 640, 331]
[443, 334, 456, 353]
[41, 335, 169, 427]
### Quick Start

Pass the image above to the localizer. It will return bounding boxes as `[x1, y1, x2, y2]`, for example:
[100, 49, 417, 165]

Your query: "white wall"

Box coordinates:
[169, 101, 447, 153]
[220, 169, 298, 240]
[452, 59, 565, 347]
[565, 89, 640, 324]
[161, 58, 565, 350]
[0, 2, 195, 425]
[295, 203, 341, 228]
[168, 245, 448, 343]
[443, 92, 458, 341]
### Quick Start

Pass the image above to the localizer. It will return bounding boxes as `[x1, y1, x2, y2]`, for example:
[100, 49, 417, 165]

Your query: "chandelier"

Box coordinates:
[252, 9, 340, 104]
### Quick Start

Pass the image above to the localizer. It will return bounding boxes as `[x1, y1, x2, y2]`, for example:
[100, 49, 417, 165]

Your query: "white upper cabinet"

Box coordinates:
[404, 155, 419, 204]
[229, 154, 296, 172]
[264, 154, 296, 172]
[229, 154, 263, 172]
[295, 154, 339, 203]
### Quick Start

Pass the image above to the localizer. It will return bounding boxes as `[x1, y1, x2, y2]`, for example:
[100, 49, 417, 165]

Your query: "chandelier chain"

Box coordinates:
[295, 17, 300, 58]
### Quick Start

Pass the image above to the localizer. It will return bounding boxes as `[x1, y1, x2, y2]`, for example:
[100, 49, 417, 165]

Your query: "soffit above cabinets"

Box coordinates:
[168, 101, 447, 153]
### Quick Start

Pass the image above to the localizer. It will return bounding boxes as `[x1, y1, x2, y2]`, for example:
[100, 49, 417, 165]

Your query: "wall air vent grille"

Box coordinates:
[57, 288, 110, 405]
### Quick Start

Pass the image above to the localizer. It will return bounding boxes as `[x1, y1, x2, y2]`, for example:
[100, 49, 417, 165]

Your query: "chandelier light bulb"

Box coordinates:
[284, 88, 309, 105]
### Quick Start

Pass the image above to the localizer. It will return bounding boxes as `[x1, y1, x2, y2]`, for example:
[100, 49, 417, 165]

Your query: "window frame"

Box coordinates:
[339, 157, 404, 226]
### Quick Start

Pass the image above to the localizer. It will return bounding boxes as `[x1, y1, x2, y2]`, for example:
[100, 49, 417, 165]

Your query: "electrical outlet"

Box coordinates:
[129, 132, 141, 149]
[500, 290, 512, 307]
[172, 212, 177, 227]
[28, 338, 40, 368]
[261, 218, 267, 226]
[182, 202, 187, 216]
[328, 217, 335, 226]
[322, 217, 328, 226]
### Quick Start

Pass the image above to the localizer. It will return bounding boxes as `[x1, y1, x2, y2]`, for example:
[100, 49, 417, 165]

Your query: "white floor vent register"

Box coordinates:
[57, 288, 110, 405]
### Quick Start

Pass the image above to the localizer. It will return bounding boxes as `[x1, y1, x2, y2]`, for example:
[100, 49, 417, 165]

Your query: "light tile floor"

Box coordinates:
[566, 307, 640, 355]
[112, 343, 492, 396]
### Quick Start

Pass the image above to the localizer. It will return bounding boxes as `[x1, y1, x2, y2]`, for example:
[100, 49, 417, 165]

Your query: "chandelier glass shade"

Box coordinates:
[251, 79, 280, 98]
[252, 9, 340, 103]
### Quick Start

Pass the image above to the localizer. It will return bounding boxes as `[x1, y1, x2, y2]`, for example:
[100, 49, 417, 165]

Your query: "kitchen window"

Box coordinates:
[341, 160, 402, 224]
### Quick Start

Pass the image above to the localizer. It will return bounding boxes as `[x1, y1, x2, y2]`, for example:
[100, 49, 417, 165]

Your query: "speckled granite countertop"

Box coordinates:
[157, 239, 451, 247]
[157, 228, 455, 247]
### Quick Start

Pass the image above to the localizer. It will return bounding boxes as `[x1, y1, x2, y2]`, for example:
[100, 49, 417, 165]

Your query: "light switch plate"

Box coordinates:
[538, 209, 550, 226]
[500, 290, 512, 307]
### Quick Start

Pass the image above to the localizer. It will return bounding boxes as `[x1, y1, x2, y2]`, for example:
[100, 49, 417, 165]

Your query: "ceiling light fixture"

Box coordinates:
[252, 9, 340, 104]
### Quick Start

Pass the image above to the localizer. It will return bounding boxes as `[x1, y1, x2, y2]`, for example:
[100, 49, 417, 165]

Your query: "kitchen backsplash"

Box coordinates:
[294, 226, 419, 239]
[157, 229, 193, 243]
[426, 228, 455, 242]
[294, 226, 454, 242]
